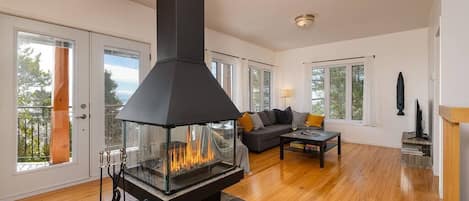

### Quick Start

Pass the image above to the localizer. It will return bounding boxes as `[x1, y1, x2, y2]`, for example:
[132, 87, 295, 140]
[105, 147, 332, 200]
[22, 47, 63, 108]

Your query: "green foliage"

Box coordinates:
[329, 67, 346, 119]
[352, 65, 364, 120]
[17, 47, 52, 162]
[17, 48, 52, 107]
[104, 70, 124, 148]
[105, 70, 122, 106]
[311, 69, 325, 115]
[311, 66, 364, 120]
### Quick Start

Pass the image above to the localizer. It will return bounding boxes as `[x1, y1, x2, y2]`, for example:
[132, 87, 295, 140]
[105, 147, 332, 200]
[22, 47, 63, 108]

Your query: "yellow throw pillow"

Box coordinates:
[305, 114, 325, 128]
[238, 112, 254, 132]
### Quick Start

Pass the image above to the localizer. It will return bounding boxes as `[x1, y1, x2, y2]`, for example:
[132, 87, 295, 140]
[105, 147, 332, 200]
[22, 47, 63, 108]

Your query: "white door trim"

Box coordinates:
[90, 33, 150, 177]
[0, 13, 90, 200]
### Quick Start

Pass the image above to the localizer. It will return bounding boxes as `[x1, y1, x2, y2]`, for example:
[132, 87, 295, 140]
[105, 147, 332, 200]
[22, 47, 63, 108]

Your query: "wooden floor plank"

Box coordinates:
[20, 143, 440, 201]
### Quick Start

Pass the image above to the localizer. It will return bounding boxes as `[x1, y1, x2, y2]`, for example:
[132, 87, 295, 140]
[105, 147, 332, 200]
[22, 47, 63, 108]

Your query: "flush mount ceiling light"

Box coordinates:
[295, 14, 315, 28]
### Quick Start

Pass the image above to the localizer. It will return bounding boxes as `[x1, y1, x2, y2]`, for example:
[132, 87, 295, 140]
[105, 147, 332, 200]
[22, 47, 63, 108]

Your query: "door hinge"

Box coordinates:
[149, 54, 152, 61]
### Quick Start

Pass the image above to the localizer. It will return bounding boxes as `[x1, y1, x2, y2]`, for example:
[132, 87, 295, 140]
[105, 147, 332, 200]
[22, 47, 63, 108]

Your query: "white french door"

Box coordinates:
[0, 14, 90, 199]
[90, 33, 150, 177]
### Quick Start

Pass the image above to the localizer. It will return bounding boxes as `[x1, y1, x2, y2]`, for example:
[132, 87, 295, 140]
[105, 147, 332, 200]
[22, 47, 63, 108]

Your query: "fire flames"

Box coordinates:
[169, 127, 215, 173]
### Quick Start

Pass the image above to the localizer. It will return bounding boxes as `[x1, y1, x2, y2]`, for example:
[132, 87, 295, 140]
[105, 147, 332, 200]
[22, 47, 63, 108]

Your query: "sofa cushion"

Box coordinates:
[248, 124, 292, 141]
[243, 124, 292, 152]
[306, 114, 325, 128]
[238, 112, 254, 132]
[265, 110, 277, 124]
[258, 111, 273, 126]
[292, 110, 309, 129]
[274, 107, 293, 124]
[249, 113, 265, 130]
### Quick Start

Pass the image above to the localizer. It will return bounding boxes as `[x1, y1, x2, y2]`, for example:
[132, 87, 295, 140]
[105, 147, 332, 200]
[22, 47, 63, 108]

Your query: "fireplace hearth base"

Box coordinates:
[119, 168, 244, 201]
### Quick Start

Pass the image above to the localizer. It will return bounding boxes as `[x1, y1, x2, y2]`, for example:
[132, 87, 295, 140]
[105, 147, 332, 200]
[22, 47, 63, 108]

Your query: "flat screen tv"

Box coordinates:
[415, 100, 425, 139]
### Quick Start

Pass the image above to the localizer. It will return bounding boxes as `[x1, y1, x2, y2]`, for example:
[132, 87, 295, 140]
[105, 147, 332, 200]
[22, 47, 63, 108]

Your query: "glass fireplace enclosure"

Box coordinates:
[123, 120, 236, 195]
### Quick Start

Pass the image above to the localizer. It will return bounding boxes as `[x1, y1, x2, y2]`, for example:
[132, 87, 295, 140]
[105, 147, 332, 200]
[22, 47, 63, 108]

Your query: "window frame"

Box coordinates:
[211, 58, 235, 99]
[249, 66, 272, 112]
[312, 62, 365, 124]
[103, 46, 142, 151]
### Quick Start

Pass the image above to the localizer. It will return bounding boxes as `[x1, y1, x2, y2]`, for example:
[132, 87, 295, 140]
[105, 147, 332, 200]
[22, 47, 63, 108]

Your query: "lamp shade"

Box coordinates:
[281, 89, 294, 98]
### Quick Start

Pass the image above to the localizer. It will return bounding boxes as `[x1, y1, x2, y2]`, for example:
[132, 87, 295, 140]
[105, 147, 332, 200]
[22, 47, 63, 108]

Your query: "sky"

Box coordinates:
[104, 54, 139, 104]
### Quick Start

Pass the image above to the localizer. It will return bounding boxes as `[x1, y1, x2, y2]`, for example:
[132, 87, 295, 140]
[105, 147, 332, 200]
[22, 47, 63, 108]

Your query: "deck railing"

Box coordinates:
[17, 106, 54, 162]
[17, 105, 126, 163]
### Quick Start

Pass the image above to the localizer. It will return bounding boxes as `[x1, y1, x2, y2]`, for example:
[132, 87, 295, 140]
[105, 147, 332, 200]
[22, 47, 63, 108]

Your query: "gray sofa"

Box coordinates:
[241, 109, 324, 153]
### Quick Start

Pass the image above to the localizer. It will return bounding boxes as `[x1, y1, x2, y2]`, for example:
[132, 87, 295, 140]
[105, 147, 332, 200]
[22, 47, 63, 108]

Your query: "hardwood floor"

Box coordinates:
[20, 143, 439, 201]
[224, 143, 440, 201]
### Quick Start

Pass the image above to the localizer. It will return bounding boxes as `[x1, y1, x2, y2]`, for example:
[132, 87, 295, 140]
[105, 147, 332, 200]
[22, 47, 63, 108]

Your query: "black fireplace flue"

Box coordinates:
[115, 0, 243, 200]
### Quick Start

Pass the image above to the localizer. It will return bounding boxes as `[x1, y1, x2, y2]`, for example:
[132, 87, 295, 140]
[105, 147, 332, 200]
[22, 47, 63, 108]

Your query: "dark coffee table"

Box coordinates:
[280, 130, 341, 168]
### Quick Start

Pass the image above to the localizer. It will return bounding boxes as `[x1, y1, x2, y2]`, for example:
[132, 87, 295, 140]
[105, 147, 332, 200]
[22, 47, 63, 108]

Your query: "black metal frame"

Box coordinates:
[123, 120, 238, 195]
[119, 168, 244, 201]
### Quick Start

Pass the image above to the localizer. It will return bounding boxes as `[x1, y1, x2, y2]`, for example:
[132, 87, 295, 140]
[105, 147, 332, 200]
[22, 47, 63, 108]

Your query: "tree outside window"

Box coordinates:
[312, 63, 365, 121]
[249, 67, 271, 112]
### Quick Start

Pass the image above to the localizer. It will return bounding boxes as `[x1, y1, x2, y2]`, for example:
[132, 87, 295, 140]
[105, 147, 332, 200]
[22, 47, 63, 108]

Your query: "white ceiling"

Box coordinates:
[130, 0, 433, 51]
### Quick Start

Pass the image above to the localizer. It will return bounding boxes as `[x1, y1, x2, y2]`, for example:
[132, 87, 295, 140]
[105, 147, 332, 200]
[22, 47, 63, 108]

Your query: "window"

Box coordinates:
[352, 65, 365, 120]
[263, 71, 272, 111]
[16, 32, 75, 171]
[91, 33, 150, 155]
[210, 60, 233, 98]
[249, 67, 272, 112]
[311, 68, 325, 115]
[104, 49, 140, 150]
[329, 66, 346, 119]
[312, 63, 365, 121]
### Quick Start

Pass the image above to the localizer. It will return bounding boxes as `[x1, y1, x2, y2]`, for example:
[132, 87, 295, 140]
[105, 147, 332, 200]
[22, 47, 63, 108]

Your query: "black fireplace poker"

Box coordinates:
[99, 148, 127, 201]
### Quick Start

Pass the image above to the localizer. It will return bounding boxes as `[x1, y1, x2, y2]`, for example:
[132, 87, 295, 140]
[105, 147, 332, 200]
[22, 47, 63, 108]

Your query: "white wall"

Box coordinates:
[441, 0, 469, 200]
[205, 28, 275, 64]
[275, 28, 429, 148]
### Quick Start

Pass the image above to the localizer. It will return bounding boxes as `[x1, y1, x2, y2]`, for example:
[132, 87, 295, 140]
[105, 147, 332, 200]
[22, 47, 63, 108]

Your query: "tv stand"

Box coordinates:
[401, 132, 432, 169]
[407, 134, 429, 141]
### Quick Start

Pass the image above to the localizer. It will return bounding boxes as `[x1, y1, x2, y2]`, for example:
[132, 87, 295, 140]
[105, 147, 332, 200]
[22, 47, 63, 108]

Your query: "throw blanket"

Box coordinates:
[209, 129, 250, 173]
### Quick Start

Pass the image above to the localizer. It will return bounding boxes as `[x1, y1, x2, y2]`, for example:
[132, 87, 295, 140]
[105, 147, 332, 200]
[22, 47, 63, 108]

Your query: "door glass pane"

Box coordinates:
[210, 61, 217, 78]
[104, 49, 139, 150]
[329, 66, 346, 119]
[312, 68, 325, 115]
[263, 71, 271, 110]
[249, 68, 261, 112]
[16, 32, 74, 172]
[352, 65, 365, 120]
[222, 63, 233, 98]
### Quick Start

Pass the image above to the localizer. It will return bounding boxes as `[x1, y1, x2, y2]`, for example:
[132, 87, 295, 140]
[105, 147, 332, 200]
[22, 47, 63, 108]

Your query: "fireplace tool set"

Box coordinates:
[99, 148, 127, 201]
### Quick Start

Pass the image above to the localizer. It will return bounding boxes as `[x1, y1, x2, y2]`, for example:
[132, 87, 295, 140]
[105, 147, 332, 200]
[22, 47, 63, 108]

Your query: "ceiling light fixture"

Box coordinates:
[295, 14, 315, 28]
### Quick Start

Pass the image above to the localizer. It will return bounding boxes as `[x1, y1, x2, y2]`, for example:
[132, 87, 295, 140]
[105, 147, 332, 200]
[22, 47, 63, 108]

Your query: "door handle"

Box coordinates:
[75, 114, 87, 119]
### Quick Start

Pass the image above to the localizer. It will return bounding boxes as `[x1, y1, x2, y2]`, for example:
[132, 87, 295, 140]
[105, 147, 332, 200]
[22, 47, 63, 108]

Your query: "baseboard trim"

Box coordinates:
[0, 176, 99, 201]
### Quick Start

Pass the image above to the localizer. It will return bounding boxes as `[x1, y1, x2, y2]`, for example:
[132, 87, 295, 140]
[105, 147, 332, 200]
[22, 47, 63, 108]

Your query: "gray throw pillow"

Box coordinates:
[292, 110, 308, 129]
[258, 111, 273, 126]
[249, 113, 265, 130]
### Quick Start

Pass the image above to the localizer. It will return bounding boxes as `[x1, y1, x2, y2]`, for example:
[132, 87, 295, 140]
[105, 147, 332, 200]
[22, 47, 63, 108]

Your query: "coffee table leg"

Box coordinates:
[338, 135, 341, 155]
[280, 137, 284, 160]
[319, 143, 324, 168]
